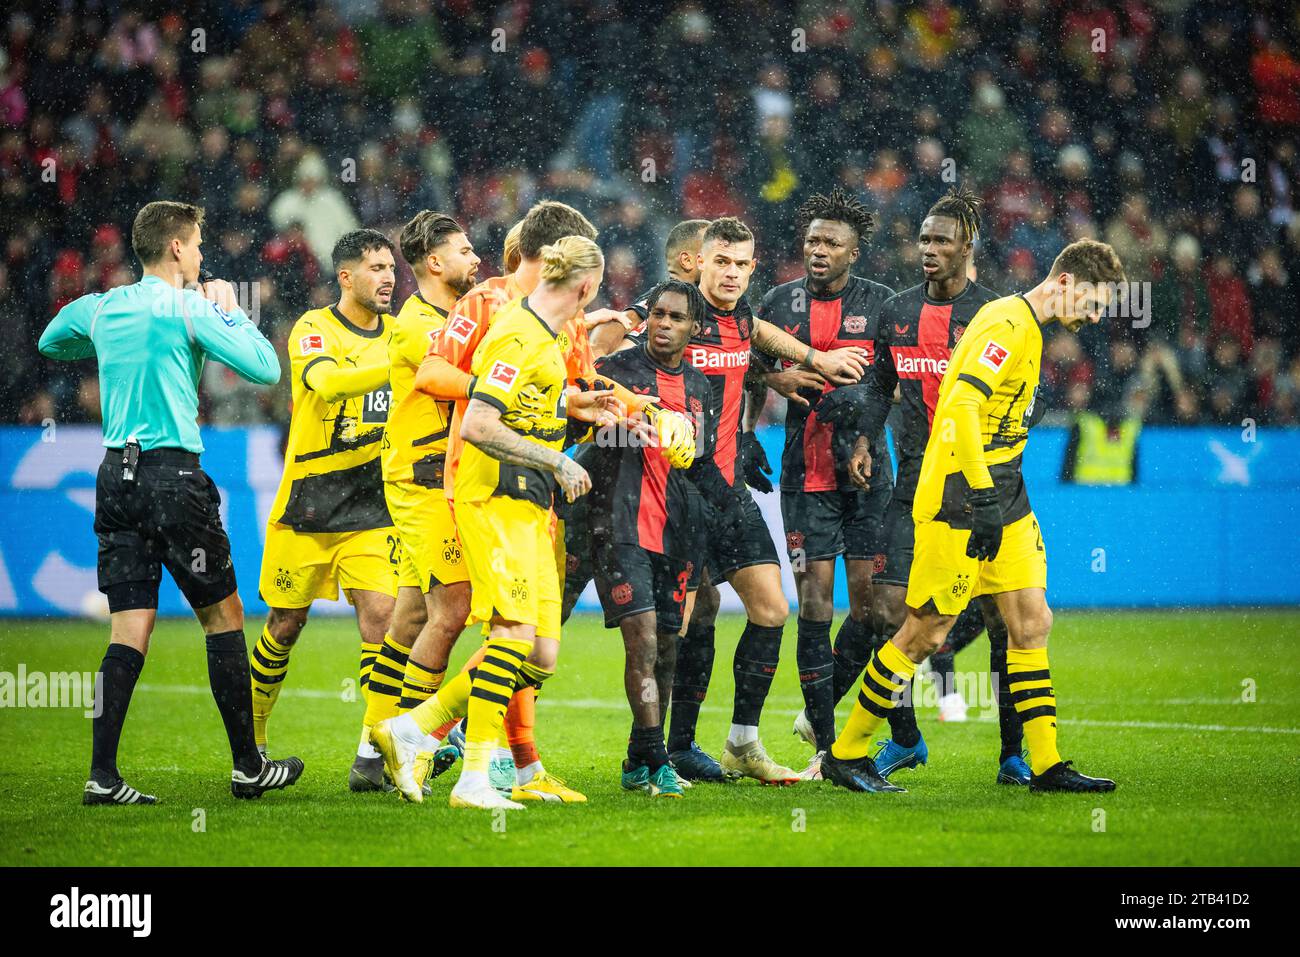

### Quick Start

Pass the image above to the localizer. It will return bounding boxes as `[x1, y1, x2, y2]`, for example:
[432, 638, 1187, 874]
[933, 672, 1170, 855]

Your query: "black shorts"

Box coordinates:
[702, 487, 779, 580]
[593, 540, 690, 632]
[873, 487, 915, 587]
[780, 484, 890, 565]
[561, 499, 595, 611]
[94, 449, 237, 613]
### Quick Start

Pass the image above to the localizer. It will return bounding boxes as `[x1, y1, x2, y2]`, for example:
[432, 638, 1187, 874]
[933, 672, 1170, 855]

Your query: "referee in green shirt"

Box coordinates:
[39, 201, 305, 804]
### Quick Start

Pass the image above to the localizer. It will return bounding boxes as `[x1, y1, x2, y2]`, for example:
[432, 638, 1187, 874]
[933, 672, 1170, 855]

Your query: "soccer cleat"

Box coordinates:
[792, 709, 818, 749]
[430, 743, 460, 779]
[512, 770, 587, 803]
[231, 756, 305, 799]
[348, 754, 394, 793]
[668, 741, 730, 782]
[446, 719, 466, 753]
[872, 735, 929, 777]
[820, 748, 906, 793]
[621, 761, 650, 791]
[648, 763, 684, 798]
[83, 778, 157, 806]
[798, 751, 825, 781]
[1030, 760, 1117, 793]
[449, 781, 525, 810]
[997, 752, 1032, 785]
[937, 691, 969, 723]
[256, 744, 268, 758]
[370, 719, 422, 803]
[489, 754, 517, 793]
[721, 739, 801, 786]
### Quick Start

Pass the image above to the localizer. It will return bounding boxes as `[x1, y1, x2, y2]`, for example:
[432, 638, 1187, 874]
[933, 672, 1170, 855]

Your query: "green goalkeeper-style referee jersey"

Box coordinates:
[38, 275, 281, 453]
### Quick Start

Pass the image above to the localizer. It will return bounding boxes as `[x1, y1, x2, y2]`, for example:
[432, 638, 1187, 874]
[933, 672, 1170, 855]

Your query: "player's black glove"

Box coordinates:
[739, 432, 773, 494]
[810, 383, 868, 427]
[965, 486, 1004, 561]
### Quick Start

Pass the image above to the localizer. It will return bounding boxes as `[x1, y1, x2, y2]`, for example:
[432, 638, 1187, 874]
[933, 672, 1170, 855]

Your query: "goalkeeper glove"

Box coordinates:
[738, 432, 773, 493]
[964, 486, 1004, 561]
[644, 402, 696, 469]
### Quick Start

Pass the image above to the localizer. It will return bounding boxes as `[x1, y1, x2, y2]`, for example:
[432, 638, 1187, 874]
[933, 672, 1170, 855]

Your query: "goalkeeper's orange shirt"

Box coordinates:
[426, 272, 646, 499]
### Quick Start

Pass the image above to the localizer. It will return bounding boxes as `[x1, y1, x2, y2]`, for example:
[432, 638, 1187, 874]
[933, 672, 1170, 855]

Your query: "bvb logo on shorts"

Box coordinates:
[510, 577, 529, 602]
[611, 582, 634, 605]
[274, 568, 294, 593]
[951, 573, 971, 599]
[442, 538, 462, 564]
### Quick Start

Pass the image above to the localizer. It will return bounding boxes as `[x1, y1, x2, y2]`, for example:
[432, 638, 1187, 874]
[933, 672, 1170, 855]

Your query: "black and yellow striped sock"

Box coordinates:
[398, 658, 445, 712]
[1006, 647, 1061, 775]
[831, 640, 916, 760]
[363, 633, 408, 729]
[359, 639, 382, 699]
[250, 627, 292, 748]
[464, 637, 529, 775]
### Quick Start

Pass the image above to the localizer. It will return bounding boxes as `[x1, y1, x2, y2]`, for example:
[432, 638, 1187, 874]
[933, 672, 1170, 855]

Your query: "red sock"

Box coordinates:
[506, 686, 539, 768]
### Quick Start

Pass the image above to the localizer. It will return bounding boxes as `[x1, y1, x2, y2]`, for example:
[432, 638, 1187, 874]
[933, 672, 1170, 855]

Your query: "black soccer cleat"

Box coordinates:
[820, 748, 906, 793]
[232, 755, 305, 799]
[348, 754, 394, 793]
[1029, 760, 1116, 793]
[83, 777, 158, 805]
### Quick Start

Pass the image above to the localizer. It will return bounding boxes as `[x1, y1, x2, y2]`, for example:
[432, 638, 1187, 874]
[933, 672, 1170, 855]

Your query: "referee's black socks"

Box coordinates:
[90, 643, 144, 784]
[205, 630, 262, 775]
[796, 618, 835, 750]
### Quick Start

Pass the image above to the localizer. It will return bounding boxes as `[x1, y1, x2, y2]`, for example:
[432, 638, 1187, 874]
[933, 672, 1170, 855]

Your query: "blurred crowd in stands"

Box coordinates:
[3, 0, 1299, 429]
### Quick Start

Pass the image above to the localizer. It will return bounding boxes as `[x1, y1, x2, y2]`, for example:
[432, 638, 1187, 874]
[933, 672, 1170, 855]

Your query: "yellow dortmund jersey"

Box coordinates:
[454, 297, 569, 508]
[914, 293, 1042, 527]
[382, 292, 454, 486]
[271, 306, 394, 532]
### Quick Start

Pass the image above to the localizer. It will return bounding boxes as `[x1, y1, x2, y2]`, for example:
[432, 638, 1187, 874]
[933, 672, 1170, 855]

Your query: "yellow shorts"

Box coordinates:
[455, 497, 561, 640]
[385, 479, 468, 591]
[905, 512, 1047, 616]
[259, 523, 399, 608]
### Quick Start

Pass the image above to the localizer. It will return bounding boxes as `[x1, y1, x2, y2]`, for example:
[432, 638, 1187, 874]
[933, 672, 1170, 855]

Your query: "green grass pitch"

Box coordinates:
[1, 609, 1297, 866]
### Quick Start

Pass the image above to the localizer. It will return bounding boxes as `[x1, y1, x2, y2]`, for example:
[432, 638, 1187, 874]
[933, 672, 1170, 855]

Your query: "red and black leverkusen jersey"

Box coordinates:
[858, 280, 999, 498]
[586, 341, 731, 559]
[684, 295, 756, 486]
[756, 274, 895, 493]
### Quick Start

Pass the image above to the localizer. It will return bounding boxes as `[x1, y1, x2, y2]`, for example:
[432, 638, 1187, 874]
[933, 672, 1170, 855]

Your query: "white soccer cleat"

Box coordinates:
[792, 709, 818, 749]
[370, 718, 423, 803]
[937, 691, 969, 723]
[798, 751, 825, 781]
[449, 781, 525, 810]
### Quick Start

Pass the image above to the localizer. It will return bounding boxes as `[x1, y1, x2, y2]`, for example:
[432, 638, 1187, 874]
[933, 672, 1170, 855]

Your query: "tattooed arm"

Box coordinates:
[752, 317, 869, 386]
[460, 398, 591, 501]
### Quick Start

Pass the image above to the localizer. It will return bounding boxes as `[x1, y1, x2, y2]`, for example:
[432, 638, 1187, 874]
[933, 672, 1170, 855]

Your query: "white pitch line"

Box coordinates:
[133, 683, 1300, 736]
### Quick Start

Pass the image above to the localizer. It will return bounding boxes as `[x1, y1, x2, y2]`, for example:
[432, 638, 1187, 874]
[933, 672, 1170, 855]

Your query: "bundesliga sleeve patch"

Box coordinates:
[299, 334, 324, 354]
[487, 360, 519, 389]
[446, 313, 477, 344]
[979, 340, 1010, 372]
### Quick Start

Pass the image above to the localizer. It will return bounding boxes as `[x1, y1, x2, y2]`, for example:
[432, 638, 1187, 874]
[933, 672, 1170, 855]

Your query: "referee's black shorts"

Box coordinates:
[94, 448, 238, 613]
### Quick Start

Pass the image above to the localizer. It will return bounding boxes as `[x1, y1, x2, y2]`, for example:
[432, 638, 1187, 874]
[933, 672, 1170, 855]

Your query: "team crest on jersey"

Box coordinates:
[688, 396, 704, 419]
[979, 340, 1010, 372]
[736, 315, 750, 338]
[488, 361, 519, 388]
[786, 530, 805, 552]
[557, 331, 570, 354]
[299, 334, 324, 354]
[611, 582, 634, 605]
[843, 314, 866, 334]
[446, 313, 476, 344]
[952, 325, 965, 343]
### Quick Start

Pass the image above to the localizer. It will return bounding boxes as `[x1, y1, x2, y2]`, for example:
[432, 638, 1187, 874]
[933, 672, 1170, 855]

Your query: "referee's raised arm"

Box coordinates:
[37, 200, 303, 807]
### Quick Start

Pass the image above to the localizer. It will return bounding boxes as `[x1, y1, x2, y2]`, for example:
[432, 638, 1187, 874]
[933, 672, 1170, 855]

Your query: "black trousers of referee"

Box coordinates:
[90, 448, 262, 784]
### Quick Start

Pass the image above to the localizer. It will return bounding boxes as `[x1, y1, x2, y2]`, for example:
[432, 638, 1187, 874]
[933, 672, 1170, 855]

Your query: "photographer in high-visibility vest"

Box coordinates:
[1062, 400, 1143, 485]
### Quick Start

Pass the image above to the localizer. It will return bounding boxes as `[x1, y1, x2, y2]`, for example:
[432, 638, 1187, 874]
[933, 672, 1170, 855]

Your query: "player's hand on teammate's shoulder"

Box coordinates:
[764, 367, 825, 407]
[847, 436, 873, 490]
[813, 346, 870, 385]
[582, 307, 636, 331]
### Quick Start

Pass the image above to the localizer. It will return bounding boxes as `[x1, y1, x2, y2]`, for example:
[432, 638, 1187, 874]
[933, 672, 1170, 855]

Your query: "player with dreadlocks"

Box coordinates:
[823, 185, 1030, 790]
[746, 188, 896, 779]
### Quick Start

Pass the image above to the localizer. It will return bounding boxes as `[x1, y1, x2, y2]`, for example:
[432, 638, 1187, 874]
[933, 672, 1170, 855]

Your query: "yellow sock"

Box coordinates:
[363, 633, 408, 728]
[1006, 647, 1061, 775]
[832, 640, 917, 760]
[251, 627, 292, 748]
[398, 658, 445, 712]
[463, 637, 530, 774]
[409, 669, 472, 735]
[359, 639, 382, 702]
